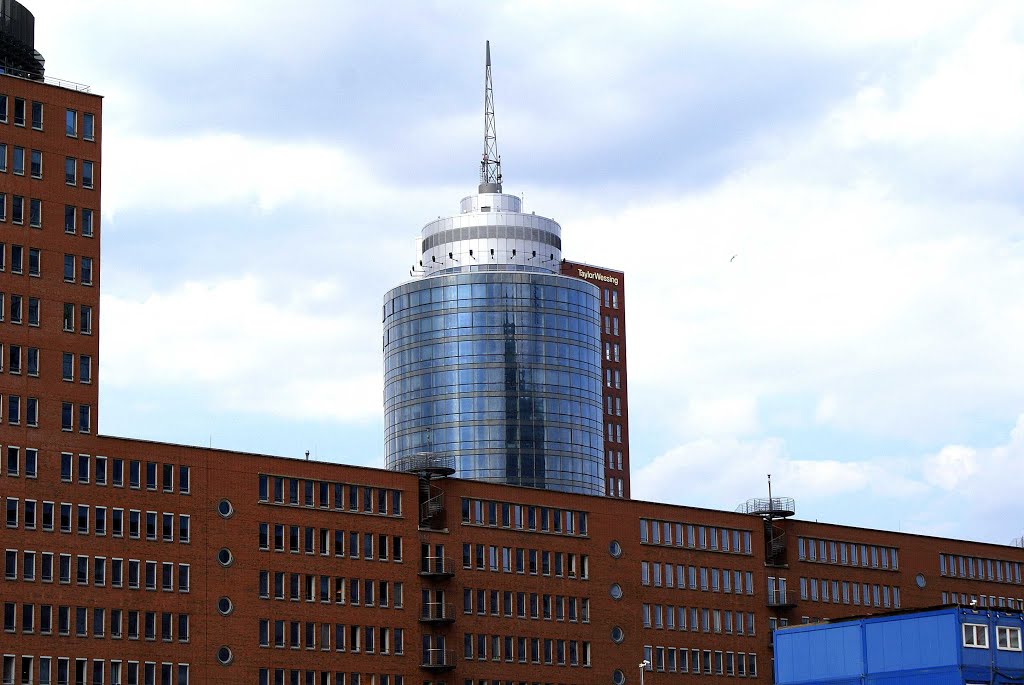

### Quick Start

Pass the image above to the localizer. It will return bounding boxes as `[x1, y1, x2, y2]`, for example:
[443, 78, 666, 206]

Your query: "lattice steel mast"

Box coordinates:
[479, 40, 502, 193]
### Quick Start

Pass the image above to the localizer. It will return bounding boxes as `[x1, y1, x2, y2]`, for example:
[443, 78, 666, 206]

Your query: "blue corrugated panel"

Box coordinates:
[992, 613, 1024, 674]
[866, 667, 962, 685]
[865, 613, 958, 673]
[774, 623, 863, 684]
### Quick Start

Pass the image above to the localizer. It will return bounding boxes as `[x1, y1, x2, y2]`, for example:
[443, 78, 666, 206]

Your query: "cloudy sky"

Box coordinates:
[33, 1, 1024, 543]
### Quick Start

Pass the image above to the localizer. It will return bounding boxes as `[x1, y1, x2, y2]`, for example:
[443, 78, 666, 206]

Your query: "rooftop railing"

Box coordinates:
[1, 66, 91, 93]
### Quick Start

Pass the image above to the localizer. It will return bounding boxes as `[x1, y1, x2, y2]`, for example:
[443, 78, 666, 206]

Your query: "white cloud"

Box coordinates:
[101, 276, 382, 422]
[101, 131, 457, 220]
[678, 396, 760, 438]
[635, 415, 1024, 541]
[633, 434, 925, 512]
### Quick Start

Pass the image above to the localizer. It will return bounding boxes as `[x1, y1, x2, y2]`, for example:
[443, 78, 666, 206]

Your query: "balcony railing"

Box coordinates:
[419, 556, 455, 578]
[420, 601, 455, 623]
[767, 590, 798, 608]
[736, 497, 795, 517]
[421, 648, 455, 670]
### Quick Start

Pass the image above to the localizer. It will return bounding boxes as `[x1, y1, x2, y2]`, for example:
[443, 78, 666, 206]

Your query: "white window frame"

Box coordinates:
[997, 625, 1022, 651]
[963, 623, 989, 648]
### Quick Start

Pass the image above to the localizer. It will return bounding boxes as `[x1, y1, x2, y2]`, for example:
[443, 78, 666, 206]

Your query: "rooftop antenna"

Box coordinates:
[479, 40, 502, 194]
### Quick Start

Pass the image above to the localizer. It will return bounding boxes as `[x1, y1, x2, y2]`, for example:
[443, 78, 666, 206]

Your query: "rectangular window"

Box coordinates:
[81, 257, 93, 284]
[964, 623, 988, 648]
[998, 626, 1021, 651]
[13, 146, 23, 175]
[31, 101, 42, 129]
[81, 207, 94, 236]
[83, 113, 95, 141]
[81, 305, 93, 333]
[29, 198, 40, 227]
[30, 149, 41, 177]
[83, 160, 94, 188]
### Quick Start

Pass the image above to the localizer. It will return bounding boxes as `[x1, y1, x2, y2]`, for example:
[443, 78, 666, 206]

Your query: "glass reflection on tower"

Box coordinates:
[383, 193, 605, 495]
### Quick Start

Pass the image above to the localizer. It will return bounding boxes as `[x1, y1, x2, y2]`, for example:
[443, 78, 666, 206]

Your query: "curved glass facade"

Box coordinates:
[384, 271, 605, 495]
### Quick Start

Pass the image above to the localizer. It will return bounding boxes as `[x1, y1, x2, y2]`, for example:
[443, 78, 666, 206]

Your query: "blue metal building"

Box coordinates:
[774, 605, 1024, 685]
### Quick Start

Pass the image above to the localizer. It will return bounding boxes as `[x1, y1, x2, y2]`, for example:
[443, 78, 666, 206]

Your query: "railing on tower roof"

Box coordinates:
[736, 497, 795, 518]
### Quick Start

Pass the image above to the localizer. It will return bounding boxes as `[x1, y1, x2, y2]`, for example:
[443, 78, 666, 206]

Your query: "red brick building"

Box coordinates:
[560, 261, 629, 499]
[3, 6, 1024, 685]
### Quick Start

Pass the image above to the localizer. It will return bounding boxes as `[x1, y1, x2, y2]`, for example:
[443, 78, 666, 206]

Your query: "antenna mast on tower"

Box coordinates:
[479, 40, 502, 193]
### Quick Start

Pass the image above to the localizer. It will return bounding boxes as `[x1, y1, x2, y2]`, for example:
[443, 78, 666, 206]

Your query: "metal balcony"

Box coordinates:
[419, 556, 455, 578]
[420, 601, 455, 624]
[767, 590, 798, 608]
[420, 648, 455, 671]
[737, 497, 795, 518]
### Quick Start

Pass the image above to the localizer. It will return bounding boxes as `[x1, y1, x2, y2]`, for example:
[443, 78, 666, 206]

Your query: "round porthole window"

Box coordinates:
[217, 597, 233, 615]
[609, 540, 623, 558]
[217, 499, 234, 518]
[216, 646, 233, 665]
[915, 573, 927, 589]
[610, 583, 623, 600]
[217, 548, 233, 567]
[611, 626, 625, 644]
[612, 669, 626, 685]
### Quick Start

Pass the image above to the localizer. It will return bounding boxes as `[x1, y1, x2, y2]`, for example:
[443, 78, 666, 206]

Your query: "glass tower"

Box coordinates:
[383, 45, 605, 495]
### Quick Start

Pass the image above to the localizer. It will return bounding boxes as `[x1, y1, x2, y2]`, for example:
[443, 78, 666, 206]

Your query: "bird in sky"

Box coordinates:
[730, 254, 738, 262]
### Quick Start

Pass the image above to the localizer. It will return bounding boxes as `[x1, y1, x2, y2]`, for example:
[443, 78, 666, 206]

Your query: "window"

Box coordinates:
[13, 97, 24, 125]
[81, 305, 93, 333]
[65, 158, 76, 185]
[80, 355, 92, 383]
[28, 248, 39, 276]
[81, 257, 93, 285]
[11, 245, 22, 273]
[66, 109, 77, 136]
[9, 344, 21, 373]
[13, 146, 24, 175]
[10, 294, 21, 323]
[82, 208, 94, 236]
[82, 160, 94, 188]
[29, 198, 40, 227]
[12, 195, 22, 223]
[26, 397, 37, 426]
[64, 254, 75, 282]
[30, 149, 41, 177]
[964, 623, 988, 648]
[7, 395, 20, 424]
[83, 113, 95, 140]
[998, 626, 1021, 651]
[61, 402, 73, 431]
[31, 101, 42, 129]
[63, 352, 74, 381]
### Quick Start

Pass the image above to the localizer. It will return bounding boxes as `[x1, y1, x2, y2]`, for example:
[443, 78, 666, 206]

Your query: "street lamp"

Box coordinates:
[639, 660, 650, 685]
